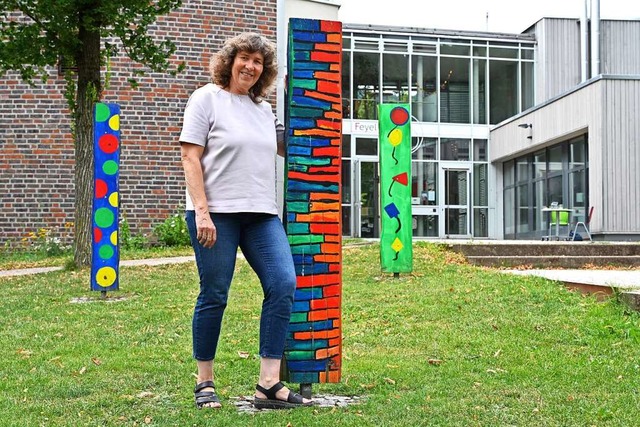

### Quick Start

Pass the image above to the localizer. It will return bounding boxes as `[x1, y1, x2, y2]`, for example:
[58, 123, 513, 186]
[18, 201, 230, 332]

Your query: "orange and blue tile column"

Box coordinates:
[283, 18, 343, 384]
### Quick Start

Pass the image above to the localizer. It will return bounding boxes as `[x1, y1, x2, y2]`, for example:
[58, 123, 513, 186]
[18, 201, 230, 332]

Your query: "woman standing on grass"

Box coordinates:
[178, 32, 312, 410]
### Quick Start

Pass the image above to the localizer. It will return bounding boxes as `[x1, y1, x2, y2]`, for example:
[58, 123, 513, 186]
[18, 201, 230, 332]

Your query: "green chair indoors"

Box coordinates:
[549, 210, 571, 240]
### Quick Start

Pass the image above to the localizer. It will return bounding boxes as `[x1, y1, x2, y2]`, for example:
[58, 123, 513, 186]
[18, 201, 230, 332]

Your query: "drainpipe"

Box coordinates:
[591, 0, 600, 77]
[580, 0, 589, 81]
[276, 0, 286, 217]
[276, 0, 285, 123]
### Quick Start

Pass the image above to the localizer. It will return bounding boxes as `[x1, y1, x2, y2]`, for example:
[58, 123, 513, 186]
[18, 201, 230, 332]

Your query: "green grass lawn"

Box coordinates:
[1, 242, 639, 426]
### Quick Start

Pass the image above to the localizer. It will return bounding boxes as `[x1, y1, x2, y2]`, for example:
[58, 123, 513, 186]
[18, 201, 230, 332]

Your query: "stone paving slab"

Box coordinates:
[505, 269, 640, 289]
[0, 266, 64, 277]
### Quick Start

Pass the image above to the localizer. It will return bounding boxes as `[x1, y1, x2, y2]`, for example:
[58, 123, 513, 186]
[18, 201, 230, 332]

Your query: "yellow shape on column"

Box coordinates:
[109, 192, 119, 207]
[388, 128, 403, 146]
[95, 266, 117, 288]
[109, 114, 120, 131]
[391, 237, 404, 252]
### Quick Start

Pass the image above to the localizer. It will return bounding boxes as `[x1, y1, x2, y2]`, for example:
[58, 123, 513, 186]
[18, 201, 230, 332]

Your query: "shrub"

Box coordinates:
[119, 216, 148, 250]
[154, 213, 190, 247]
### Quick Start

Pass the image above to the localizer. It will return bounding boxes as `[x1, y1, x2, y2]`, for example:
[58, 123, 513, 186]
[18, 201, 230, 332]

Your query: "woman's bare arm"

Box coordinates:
[180, 142, 216, 248]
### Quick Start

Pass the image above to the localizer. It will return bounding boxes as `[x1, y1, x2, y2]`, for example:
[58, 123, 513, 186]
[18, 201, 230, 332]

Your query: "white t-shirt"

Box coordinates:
[179, 83, 283, 214]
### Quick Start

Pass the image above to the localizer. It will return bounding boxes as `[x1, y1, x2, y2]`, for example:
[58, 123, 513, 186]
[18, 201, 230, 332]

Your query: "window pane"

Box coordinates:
[412, 137, 437, 160]
[412, 162, 437, 205]
[570, 140, 586, 167]
[548, 175, 563, 206]
[441, 42, 470, 56]
[473, 45, 487, 56]
[440, 56, 470, 123]
[489, 47, 518, 58]
[503, 160, 515, 186]
[341, 159, 351, 203]
[473, 139, 487, 161]
[353, 51, 380, 120]
[413, 214, 439, 237]
[521, 61, 534, 111]
[521, 49, 534, 60]
[473, 208, 488, 237]
[441, 138, 470, 161]
[342, 205, 352, 235]
[342, 134, 351, 158]
[548, 145, 562, 172]
[504, 187, 515, 235]
[570, 169, 586, 209]
[533, 180, 545, 231]
[355, 137, 377, 156]
[516, 157, 529, 182]
[533, 150, 546, 178]
[517, 184, 529, 233]
[446, 208, 468, 235]
[489, 60, 518, 124]
[472, 59, 487, 124]
[473, 164, 488, 206]
[342, 51, 351, 118]
[383, 53, 409, 103]
[411, 55, 438, 122]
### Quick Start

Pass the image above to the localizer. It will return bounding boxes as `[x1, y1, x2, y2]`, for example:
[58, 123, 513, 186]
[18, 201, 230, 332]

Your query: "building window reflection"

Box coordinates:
[503, 135, 589, 239]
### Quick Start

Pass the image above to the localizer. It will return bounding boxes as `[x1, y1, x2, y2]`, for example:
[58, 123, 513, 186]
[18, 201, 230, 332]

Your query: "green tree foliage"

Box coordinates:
[0, 0, 184, 266]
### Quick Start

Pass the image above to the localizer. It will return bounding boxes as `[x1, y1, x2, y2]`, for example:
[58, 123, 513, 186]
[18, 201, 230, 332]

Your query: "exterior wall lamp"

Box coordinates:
[518, 123, 533, 139]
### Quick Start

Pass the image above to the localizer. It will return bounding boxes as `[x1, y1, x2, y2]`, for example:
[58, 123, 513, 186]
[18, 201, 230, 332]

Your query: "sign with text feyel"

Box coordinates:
[351, 120, 378, 135]
[378, 104, 413, 273]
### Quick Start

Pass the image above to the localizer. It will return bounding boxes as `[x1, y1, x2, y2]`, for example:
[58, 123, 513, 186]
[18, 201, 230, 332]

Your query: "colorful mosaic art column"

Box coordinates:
[283, 18, 343, 384]
[379, 104, 413, 273]
[91, 103, 120, 292]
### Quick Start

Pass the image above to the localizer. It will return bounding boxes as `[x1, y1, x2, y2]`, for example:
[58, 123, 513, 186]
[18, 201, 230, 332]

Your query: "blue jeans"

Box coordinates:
[186, 211, 296, 361]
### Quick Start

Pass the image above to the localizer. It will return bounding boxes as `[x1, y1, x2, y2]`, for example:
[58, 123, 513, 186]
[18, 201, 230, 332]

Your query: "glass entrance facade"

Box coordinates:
[341, 25, 535, 238]
[503, 134, 589, 239]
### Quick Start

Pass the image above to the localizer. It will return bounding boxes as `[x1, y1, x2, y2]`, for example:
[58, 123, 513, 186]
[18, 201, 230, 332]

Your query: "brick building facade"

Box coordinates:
[0, 0, 278, 247]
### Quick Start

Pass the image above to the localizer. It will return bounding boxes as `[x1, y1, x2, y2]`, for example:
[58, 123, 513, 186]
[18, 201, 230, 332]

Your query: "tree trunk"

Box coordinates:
[73, 14, 101, 266]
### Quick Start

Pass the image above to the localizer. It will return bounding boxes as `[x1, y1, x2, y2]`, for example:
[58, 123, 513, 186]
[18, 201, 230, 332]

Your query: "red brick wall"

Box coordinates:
[0, 0, 278, 247]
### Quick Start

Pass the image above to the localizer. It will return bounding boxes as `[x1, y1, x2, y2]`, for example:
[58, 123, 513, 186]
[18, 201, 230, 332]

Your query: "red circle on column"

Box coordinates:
[98, 134, 119, 154]
[94, 227, 103, 242]
[95, 179, 108, 198]
[390, 106, 409, 126]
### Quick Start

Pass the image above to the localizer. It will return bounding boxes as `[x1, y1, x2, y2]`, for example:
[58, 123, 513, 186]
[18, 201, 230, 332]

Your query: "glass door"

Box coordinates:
[440, 165, 472, 237]
[353, 158, 379, 238]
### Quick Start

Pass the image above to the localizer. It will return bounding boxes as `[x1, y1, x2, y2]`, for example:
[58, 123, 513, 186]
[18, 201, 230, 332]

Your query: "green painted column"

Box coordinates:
[378, 104, 413, 273]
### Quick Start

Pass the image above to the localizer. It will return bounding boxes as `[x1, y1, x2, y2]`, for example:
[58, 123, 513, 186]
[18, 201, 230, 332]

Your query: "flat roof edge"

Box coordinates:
[343, 23, 536, 41]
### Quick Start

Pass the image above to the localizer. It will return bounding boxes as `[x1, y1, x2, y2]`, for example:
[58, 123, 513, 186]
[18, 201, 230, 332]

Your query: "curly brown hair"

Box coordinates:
[209, 32, 278, 104]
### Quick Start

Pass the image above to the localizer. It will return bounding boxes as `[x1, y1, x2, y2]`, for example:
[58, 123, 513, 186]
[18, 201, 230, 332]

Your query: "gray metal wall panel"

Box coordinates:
[601, 79, 640, 233]
[535, 18, 582, 104]
[600, 21, 640, 74]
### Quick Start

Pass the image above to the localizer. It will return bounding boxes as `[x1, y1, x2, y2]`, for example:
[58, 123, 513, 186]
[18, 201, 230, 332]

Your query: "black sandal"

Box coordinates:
[253, 381, 313, 409]
[194, 380, 221, 409]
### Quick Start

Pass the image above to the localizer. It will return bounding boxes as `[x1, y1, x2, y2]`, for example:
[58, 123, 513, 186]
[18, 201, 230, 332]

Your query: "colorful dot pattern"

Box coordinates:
[91, 103, 120, 291]
[379, 104, 413, 273]
[283, 18, 343, 385]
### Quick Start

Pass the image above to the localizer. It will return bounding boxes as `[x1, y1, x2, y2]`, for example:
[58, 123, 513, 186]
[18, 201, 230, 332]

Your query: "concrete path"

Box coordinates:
[0, 256, 196, 278]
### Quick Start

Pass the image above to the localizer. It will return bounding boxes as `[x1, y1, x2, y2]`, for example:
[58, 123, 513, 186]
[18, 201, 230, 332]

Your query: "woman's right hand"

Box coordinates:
[195, 211, 217, 248]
